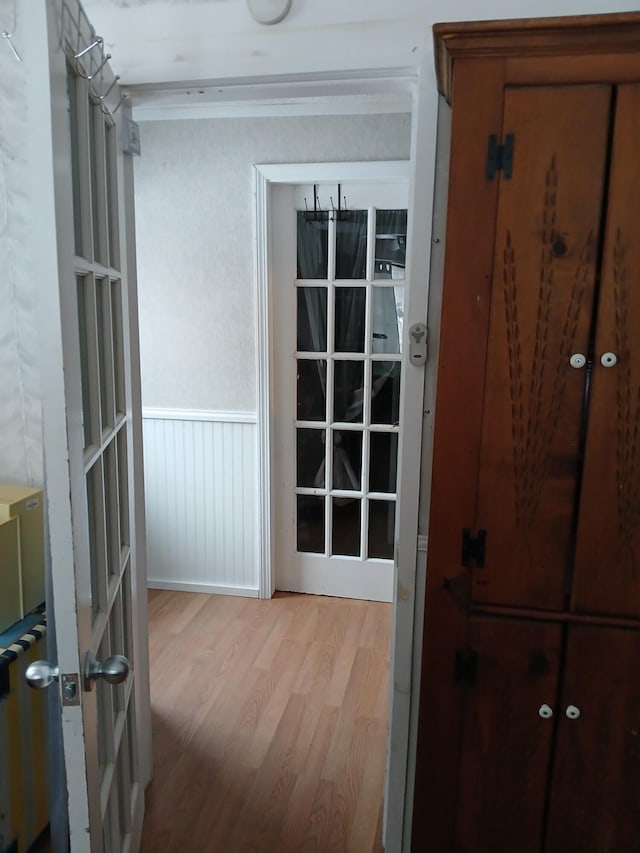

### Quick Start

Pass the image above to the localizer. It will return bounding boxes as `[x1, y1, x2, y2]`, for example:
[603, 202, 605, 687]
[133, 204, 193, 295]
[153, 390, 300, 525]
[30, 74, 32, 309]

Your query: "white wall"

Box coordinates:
[0, 19, 42, 488]
[0, 8, 69, 849]
[134, 112, 411, 411]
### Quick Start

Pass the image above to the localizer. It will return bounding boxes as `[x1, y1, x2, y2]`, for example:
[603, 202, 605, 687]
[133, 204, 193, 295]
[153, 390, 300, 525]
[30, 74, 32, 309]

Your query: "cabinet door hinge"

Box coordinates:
[461, 528, 487, 568]
[486, 133, 514, 180]
[454, 648, 478, 686]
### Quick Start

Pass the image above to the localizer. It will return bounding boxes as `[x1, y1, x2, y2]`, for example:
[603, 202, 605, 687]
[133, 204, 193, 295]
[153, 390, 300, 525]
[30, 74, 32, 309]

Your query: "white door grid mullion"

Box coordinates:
[324, 254, 336, 558]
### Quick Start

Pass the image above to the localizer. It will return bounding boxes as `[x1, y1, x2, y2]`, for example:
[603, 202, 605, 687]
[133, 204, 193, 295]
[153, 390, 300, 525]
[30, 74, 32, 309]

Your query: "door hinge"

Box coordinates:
[461, 528, 487, 568]
[486, 133, 514, 180]
[454, 648, 478, 686]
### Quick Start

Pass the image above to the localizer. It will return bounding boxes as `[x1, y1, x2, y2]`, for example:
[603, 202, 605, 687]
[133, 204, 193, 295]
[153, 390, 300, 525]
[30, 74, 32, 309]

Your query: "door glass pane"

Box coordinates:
[121, 559, 134, 665]
[116, 721, 133, 838]
[87, 460, 107, 618]
[332, 498, 361, 556]
[297, 496, 325, 553]
[368, 500, 395, 559]
[297, 359, 326, 421]
[336, 211, 367, 279]
[374, 209, 407, 280]
[297, 287, 327, 352]
[89, 102, 102, 264]
[297, 211, 329, 279]
[127, 696, 139, 787]
[96, 631, 114, 771]
[371, 362, 401, 425]
[112, 280, 126, 417]
[297, 428, 325, 488]
[372, 286, 404, 354]
[67, 69, 83, 255]
[104, 437, 120, 578]
[96, 278, 110, 430]
[334, 287, 366, 352]
[333, 430, 362, 490]
[117, 429, 130, 552]
[334, 360, 364, 423]
[77, 276, 92, 448]
[369, 432, 398, 493]
[105, 120, 120, 270]
[109, 587, 126, 714]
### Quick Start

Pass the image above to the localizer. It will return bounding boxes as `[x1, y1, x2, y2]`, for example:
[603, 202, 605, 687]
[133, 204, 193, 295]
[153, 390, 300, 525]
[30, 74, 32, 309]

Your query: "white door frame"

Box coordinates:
[253, 157, 428, 850]
[253, 159, 410, 600]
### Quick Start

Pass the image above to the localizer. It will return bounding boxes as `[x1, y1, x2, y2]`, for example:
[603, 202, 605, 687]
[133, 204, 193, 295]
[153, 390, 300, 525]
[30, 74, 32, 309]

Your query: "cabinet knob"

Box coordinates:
[565, 705, 581, 719]
[600, 352, 618, 367]
[569, 353, 586, 369]
[538, 704, 553, 719]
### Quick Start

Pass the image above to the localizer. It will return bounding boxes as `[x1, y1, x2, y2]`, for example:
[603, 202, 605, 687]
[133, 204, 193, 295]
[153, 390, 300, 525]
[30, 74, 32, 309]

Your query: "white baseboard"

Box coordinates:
[147, 579, 260, 598]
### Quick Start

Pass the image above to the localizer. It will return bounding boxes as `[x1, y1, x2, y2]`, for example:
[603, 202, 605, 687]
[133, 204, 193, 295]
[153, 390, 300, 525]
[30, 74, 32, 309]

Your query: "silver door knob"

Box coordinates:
[538, 703, 553, 719]
[84, 651, 130, 691]
[565, 704, 581, 719]
[569, 353, 586, 369]
[600, 352, 618, 367]
[25, 660, 60, 689]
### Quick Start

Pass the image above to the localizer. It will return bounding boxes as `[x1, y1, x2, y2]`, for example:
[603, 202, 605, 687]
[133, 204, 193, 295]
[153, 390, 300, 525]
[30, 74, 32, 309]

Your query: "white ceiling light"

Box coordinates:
[246, 0, 292, 25]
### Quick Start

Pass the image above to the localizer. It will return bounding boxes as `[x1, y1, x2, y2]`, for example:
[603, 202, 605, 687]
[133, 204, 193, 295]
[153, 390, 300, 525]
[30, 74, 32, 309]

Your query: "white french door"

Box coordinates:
[28, 2, 151, 850]
[272, 176, 409, 601]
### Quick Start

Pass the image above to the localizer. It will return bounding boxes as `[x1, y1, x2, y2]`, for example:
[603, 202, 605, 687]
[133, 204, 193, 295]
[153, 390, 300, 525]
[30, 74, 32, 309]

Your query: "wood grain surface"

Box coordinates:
[140, 589, 391, 852]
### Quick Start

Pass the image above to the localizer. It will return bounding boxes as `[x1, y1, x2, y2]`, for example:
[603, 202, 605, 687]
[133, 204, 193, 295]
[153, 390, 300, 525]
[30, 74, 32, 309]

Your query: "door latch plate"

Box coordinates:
[61, 673, 80, 706]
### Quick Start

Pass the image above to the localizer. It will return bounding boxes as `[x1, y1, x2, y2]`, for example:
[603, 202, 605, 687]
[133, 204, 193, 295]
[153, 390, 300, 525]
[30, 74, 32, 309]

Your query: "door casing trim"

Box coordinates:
[253, 159, 411, 600]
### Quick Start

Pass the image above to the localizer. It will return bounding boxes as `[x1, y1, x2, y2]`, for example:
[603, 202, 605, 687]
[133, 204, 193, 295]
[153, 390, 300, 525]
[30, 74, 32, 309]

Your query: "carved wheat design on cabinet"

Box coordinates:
[613, 229, 640, 577]
[503, 156, 592, 541]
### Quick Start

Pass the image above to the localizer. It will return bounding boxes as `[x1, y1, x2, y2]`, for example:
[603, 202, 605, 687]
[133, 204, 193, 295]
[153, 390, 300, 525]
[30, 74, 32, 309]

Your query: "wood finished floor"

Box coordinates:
[140, 589, 392, 853]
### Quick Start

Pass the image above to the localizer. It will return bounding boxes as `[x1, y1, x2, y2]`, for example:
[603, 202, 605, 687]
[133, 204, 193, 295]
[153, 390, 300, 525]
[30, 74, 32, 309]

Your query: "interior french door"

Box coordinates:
[32, 2, 151, 850]
[272, 179, 408, 601]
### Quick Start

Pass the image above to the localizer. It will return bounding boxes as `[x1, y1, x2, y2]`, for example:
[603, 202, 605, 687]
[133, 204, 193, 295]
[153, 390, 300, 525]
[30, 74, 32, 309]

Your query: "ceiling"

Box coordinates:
[82, 0, 431, 89]
[81, 0, 640, 114]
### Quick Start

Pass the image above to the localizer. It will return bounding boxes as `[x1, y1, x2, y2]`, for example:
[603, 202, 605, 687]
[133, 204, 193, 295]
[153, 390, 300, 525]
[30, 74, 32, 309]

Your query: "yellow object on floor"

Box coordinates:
[0, 619, 48, 853]
[0, 485, 45, 622]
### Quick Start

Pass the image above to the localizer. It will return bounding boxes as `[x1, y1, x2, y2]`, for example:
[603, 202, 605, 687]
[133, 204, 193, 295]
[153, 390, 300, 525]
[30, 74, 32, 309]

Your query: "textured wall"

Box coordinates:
[0, 7, 43, 488]
[134, 112, 411, 412]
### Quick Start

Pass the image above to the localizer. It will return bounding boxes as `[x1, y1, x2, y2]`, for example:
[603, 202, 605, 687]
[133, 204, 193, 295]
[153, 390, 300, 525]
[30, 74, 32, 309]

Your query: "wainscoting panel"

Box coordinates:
[142, 410, 258, 596]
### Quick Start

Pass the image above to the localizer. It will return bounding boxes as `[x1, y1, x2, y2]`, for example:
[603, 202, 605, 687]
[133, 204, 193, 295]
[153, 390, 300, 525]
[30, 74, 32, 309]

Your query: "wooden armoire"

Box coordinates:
[413, 14, 640, 852]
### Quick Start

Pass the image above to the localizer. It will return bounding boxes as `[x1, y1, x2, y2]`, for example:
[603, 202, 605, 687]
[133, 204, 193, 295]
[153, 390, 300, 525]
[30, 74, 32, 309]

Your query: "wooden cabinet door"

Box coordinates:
[546, 625, 640, 852]
[474, 85, 611, 610]
[454, 617, 562, 853]
[572, 84, 640, 617]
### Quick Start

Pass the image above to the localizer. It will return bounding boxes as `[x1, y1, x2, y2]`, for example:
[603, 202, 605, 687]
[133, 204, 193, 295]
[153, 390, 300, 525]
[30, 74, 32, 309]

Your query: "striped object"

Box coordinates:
[0, 620, 48, 853]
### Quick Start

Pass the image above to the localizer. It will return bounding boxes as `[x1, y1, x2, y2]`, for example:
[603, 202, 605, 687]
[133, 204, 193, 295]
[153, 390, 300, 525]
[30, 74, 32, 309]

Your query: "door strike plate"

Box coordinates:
[61, 673, 80, 706]
[409, 322, 427, 366]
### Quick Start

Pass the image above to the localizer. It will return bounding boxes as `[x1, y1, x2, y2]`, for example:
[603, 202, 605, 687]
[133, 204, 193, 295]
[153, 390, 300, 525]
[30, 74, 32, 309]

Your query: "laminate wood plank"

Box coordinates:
[278, 704, 341, 849]
[324, 604, 369, 707]
[348, 717, 388, 853]
[140, 589, 391, 852]
[298, 778, 337, 852]
[228, 692, 306, 852]
[242, 638, 312, 768]
[322, 647, 388, 782]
